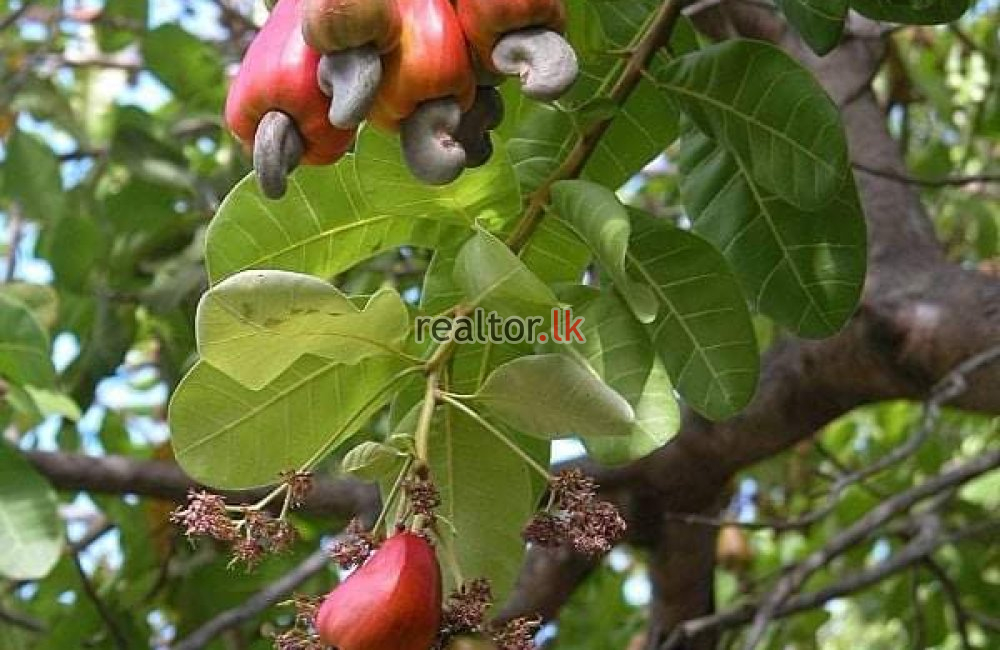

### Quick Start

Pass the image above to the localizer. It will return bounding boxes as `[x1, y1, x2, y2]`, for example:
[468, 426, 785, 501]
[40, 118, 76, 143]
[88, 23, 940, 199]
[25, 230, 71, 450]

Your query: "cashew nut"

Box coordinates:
[492, 28, 579, 102]
[318, 46, 382, 129]
[455, 86, 504, 168]
[253, 110, 304, 200]
[400, 98, 467, 185]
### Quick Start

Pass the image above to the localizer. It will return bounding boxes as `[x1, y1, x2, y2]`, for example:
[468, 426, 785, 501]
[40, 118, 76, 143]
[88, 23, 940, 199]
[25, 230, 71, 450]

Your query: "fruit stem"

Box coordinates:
[373, 456, 414, 536]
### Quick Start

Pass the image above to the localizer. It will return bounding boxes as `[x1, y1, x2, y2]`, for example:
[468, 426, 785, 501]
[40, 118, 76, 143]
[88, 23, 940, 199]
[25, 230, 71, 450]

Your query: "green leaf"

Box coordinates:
[206, 161, 473, 285]
[561, 287, 680, 464]
[475, 354, 635, 440]
[776, 0, 848, 55]
[353, 127, 521, 228]
[43, 215, 102, 292]
[0, 284, 58, 330]
[0, 441, 63, 580]
[627, 211, 759, 420]
[197, 270, 412, 389]
[680, 129, 866, 337]
[0, 293, 55, 388]
[141, 24, 226, 110]
[658, 40, 849, 210]
[341, 441, 407, 482]
[551, 180, 657, 323]
[428, 405, 544, 603]
[3, 128, 66, 222]
[24, 387, 82, 422]
[97, 0, 148, 52]
[453, 229, 558, 319]
[519, 217, 593, 285]
[169, 355, 414, 489]
[422, 220, 591, 317]
[849, 0, 973, 24]
[501, 0, 687, 194]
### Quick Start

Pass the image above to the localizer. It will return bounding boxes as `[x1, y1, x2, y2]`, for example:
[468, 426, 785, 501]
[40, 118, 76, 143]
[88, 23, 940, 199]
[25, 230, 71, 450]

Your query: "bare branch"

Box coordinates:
[852, 163, 1000, 188]
[24, 451, 380, 520]
[72, 552, 128, 650]
[742, 448, 1000, 648]
[171, 546, 330, 650]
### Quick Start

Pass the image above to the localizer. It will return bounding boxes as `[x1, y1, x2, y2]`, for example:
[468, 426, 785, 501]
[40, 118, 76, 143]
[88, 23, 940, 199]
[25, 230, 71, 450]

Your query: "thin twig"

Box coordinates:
[0, 0, 35, 31]
[170, 546, 330, 650]
[668, 345, 1000, 535]
[853, 162, 1000, 188]
[0, 606, 45, 633]
[3, 203, 23, 283]
[922, 558, 973, 650]
[740, 446, 1000, 650]
[663, 509, 1000, 648]
[72, 552, 128, 650]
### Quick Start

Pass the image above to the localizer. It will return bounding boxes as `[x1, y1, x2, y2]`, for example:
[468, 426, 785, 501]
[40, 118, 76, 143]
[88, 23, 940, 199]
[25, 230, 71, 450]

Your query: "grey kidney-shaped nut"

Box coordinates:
[253, 110, 305, 200]
[493, 27, 579, 102]
[318, 46, 382, 129]
[455, 86, 504, 168]
[400, 98, 467, 185]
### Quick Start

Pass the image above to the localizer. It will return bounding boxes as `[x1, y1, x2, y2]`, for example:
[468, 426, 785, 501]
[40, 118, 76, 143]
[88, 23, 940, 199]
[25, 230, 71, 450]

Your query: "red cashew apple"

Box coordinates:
[224, 0, 356, 200]
[303, 0, 402, 128]
[316, 532, 443, 650]
[368, 0, 476, 185]
[455, 0, 578, 101]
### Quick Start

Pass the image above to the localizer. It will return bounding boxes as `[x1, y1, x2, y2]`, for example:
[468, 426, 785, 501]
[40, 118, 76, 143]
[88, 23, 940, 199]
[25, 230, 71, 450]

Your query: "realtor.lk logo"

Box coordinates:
[415, 308, 586, 345]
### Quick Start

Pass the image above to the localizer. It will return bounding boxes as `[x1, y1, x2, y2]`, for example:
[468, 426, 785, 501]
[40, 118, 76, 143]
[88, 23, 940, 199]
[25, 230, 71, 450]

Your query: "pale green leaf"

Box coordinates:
[551, 180, 657, 323]
[475, 354, 635, 439]
[169, 355, 415, 489]
[341, 441, 407, 482]
[353, 127, 521, 229]
[561, 287, 680, 464]
[198, 270, 412, 389]
[453, 229, 558, 319]
[206, 162, 472, 285]
[0, 294, 55, 388]
[429, 405, 544, 603]
[0, 442, 63, 580]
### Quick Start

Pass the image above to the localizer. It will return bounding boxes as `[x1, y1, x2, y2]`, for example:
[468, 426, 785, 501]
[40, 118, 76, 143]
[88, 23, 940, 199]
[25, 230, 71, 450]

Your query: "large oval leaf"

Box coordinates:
[658, 40, 849, 210]
[0, 442, 63, 580]
[0, 293, 56, 389]
[680, 129, 867, 337]
[453, 229, 558, 319]
[474, 354, 636, 439]
[428, 406, 545, 604]
[169, 355, 414, 489]
[206, 160, 473, 284]
[627, 210, 760, 420]
[198, 270, 412, 389]
[353, 128, 521, 227]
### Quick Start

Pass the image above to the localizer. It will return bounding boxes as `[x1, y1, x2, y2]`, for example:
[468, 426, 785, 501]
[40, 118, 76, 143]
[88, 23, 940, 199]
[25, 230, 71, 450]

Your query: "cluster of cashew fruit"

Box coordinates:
[225, 0, 579, 199]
